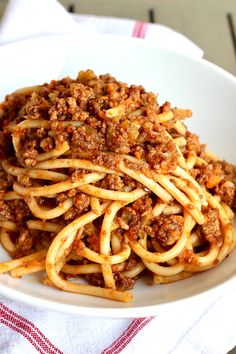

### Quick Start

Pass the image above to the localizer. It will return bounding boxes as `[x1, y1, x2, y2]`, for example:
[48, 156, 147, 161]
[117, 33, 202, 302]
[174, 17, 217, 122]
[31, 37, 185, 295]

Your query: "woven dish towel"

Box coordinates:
[0, 1, 236, 354]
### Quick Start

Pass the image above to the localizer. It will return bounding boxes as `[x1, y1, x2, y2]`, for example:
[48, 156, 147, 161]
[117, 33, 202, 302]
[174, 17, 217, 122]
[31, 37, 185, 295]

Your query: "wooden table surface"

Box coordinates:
[0, 0, 236, 352]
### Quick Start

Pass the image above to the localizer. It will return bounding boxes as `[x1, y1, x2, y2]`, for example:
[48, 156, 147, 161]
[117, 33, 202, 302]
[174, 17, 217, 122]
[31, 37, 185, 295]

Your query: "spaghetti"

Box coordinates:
[0, 69, 235, 302]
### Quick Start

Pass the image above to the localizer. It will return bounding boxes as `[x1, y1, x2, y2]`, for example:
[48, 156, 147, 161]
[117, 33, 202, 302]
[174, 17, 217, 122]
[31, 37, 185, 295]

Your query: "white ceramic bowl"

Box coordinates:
[0, 34, 236, 317]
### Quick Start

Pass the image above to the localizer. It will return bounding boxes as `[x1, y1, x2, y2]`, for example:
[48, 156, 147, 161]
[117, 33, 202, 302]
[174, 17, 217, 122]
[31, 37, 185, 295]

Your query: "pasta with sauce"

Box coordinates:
[0, 69, 235, 302]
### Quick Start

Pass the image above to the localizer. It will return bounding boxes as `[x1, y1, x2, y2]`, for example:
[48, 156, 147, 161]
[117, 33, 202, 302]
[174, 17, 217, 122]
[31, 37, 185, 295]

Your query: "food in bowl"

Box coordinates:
[0, 70, 235, 302]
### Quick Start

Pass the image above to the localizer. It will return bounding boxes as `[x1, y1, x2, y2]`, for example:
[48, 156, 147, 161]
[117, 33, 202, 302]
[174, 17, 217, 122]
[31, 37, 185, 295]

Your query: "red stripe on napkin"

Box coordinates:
[1, 317, 46, 354]
[101, 317, 154, 354]
[0, 304, 63, 354]
[132, 21, 148, 38]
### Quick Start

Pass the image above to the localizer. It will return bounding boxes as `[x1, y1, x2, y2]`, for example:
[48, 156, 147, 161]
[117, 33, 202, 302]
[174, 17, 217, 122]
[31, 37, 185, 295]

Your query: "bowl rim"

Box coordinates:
[0, 32, 235, 317]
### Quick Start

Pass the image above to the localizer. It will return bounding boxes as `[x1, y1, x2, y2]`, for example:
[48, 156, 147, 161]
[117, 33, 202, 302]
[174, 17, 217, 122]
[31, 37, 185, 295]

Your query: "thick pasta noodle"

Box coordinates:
[0, 69, 236, 302]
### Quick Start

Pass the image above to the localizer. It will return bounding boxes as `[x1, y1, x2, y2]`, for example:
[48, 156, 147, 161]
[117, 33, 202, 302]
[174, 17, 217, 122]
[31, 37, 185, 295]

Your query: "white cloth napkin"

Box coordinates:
[0, 0, 203, 57]
[1, 284, 236, 354]
[0, 1, 235, 354]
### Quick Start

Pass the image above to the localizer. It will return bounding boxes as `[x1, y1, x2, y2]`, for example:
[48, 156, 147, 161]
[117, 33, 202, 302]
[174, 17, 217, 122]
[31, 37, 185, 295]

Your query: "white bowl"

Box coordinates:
[0, 34, 236, 317]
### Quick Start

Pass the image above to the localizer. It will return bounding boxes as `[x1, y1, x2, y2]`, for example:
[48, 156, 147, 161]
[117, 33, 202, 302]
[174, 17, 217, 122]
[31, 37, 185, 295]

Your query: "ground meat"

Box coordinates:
[124, 256, 138, 271]
[71, 125, 105, 152]
[17, 173, 32, 187]
[84, 273, 104, 288]
[0, 92, 29, 128]
[160, 101, 171, 113]
[178, 248, 196, 265]
[114, 272, 135, 291]
[106, 123, 131, 154]
[183, 131, 204, 155]
[152, 214, 184, 247]
[16, 228, 34, 252]
[201, 207, 223, 246]
[18, 139, 38, 167]
[82, 223, 98, 239]
[23, 93, 50, 120]
[86, 233, 100, 253]
[131, 145, 145, 160]
[217, 161, 236, 210]
[0, 199, 31, 222]
[11, 200, 32, 222]
[73, 193, 90, 213]
[88, 96, 110, 116]
[70, 170, 86, 182]
[193, 162, 223, 187]
[3, 71, 158, 165]
[0, 132, 7, 159]
[70, 84, 95, 112]
[93, 152, 121, 170]
[98, 174, 124, 191]
[82, 223, 100, 252]
[48, 84, 94, 121]
[131, 195, 153, 216]
[67, 189, 77, 198]
[139, 122, 166, 144]
[54, 130, 69, 146]
[0, 200, 11, 220]
[220, 161, 236, 185]
[172, 108, 192, 120]
[233, 194, 236, 211]
[215, 181, 235, 207]
[4, 72, 150, 169]
[145, 140, 178, 173]
[63, 194, 90, 220]
[63, 207, 78, 221]
[124, 219, 142, 241]
[121, 206, 146, 241]
[122, 175, 137, 190]
[40, 137, 54, 152]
